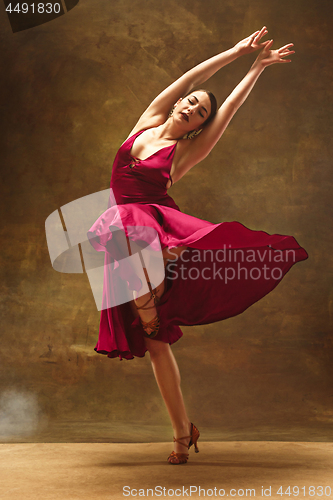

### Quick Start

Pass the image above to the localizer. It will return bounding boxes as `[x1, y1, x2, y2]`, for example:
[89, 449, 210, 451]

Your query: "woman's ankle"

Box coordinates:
[173, 420, 191, 437]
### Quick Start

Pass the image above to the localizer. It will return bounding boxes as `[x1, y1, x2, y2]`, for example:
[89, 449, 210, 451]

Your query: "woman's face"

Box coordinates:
[173, 91, 212, 131]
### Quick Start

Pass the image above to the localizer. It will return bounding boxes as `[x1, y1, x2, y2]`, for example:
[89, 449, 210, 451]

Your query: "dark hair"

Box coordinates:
[184, 89, 217, 126]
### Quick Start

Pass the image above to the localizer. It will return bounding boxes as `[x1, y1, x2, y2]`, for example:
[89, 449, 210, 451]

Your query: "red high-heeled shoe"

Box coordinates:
[167, 423, 200, 464]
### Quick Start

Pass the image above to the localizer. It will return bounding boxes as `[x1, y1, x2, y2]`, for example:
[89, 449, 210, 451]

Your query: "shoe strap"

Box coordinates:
[135, 283, 160, 310]
[168, 451, 189, 463]
[173, 435, 191, 449]
[141, 315, 159, 328]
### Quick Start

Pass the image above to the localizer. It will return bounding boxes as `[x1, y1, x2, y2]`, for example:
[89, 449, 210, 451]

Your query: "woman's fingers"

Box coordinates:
[251, 26, 267, 39]
[277, 47, 295, 63]
[250, 30, 260, 43]
[264, 39, 274, 50]
[257, 26, 267, 36]
[256, 27, 268, 39]
[259, 39, 272, 47]
[239, 26, 269, 52]
[278, 43, 294, 51]
[249, 27, 268, 50]
[255, 38, 295, 66]
[279, 49, 295, 57]
[256, 36, 269, 46]
[281, 50, 295, 56]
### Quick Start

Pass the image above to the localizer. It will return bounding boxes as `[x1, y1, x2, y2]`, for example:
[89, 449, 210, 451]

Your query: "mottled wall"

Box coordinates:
[0, 0, 332, 443]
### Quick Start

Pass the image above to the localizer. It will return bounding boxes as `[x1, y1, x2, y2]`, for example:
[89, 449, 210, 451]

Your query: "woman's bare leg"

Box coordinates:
[139, 245, 192, 462]
[144, 337, 192, 462]
[119, 241, 192, 461]
[134, 246, 188, 323]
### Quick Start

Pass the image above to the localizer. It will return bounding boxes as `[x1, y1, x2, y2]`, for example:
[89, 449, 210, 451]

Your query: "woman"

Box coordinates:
[88, 27, 308, 464]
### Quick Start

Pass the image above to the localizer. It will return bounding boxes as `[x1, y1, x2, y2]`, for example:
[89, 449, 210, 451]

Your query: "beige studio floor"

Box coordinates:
[1, 441, 333, 500]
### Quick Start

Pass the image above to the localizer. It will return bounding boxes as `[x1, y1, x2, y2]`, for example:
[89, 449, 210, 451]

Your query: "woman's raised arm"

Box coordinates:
[174, 39, 295, 178]
[128, 27, 269, 136]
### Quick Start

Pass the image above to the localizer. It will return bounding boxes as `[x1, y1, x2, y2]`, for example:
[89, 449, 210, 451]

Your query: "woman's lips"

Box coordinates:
[181, 112, 189, 122]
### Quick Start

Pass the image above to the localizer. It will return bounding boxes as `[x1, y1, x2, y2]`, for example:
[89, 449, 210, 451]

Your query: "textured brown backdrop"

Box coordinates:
[0, 0, 332, 443]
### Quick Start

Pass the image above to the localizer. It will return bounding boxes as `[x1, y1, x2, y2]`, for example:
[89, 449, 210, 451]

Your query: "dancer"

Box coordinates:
[88, 27, 308, 464]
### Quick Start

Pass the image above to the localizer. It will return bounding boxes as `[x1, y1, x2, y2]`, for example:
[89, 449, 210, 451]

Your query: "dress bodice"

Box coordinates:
[109, 130, 179, 209]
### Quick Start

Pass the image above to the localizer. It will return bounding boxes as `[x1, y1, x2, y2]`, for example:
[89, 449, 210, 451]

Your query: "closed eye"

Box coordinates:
[188, 97, 205, 118]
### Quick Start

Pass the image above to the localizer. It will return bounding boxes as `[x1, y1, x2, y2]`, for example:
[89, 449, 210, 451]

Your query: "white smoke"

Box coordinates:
[0, 389, 41, 441]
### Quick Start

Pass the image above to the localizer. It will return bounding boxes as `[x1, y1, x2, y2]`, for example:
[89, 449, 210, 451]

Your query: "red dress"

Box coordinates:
[87, 130, 308, 360]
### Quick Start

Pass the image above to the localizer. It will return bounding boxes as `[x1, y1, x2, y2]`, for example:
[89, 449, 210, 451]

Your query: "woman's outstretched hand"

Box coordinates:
[253, 39, 295, 67]
[234, 27, 270, 56]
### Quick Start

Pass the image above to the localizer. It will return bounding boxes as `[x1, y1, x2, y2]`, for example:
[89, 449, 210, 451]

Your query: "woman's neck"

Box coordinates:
[153, 120, 185, 141]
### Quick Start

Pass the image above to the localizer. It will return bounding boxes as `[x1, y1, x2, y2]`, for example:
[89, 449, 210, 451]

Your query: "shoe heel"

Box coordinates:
[191, 423, 200, 453]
